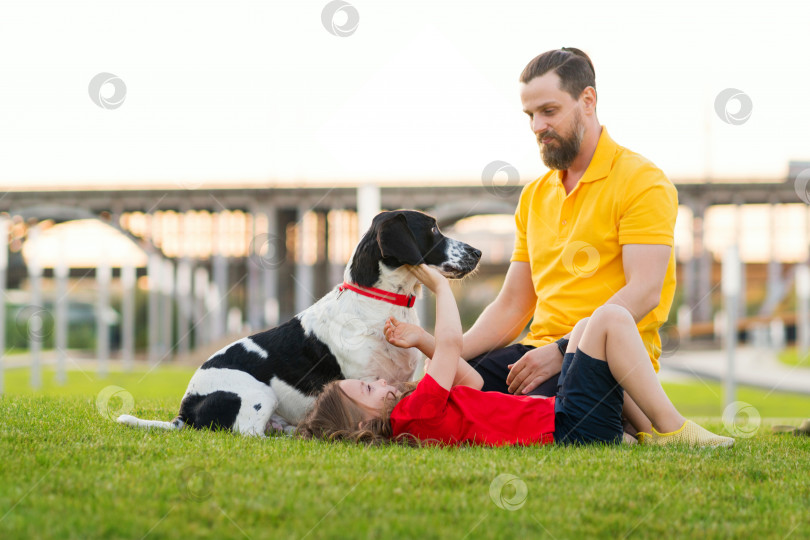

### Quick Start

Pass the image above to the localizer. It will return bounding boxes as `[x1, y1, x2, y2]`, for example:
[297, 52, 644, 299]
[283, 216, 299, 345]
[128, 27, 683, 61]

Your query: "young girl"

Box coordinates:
[297, 265, 733, 448]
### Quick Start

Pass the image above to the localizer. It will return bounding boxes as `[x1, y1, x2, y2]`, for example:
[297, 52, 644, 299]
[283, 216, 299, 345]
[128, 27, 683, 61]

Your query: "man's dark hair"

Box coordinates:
[519, 47, 596, 101]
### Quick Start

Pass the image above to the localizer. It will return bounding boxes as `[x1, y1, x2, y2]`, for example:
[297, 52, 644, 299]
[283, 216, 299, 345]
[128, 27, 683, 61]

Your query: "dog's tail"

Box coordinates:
[117, 414, 184, 431]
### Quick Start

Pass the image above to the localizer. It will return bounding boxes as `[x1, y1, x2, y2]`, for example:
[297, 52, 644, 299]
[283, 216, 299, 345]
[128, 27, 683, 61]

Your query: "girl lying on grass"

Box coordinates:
[297, 264, 733, 448]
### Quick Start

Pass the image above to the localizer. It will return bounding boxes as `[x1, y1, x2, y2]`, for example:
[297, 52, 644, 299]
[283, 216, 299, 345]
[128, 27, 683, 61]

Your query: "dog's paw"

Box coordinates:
[117, 414, 136, 425]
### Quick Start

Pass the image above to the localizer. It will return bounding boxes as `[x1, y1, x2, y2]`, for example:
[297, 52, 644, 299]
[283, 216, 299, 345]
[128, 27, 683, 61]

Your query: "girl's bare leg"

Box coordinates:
[567, 318, 654, 435]
[571, 306, 685, 433]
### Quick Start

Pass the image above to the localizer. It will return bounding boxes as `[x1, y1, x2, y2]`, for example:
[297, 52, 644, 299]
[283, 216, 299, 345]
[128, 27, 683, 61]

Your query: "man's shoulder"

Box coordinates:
[611, 143, 674, 191]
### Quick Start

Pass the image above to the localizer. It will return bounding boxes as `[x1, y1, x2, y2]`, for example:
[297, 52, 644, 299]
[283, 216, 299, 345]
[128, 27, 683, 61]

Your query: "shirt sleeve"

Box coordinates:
[618, 169, 679, 247]
[396, 374, 449, 421]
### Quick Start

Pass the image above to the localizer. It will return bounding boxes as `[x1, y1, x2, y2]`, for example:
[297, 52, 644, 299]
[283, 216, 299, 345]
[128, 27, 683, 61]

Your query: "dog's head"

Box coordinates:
[348, 210, 482, 287]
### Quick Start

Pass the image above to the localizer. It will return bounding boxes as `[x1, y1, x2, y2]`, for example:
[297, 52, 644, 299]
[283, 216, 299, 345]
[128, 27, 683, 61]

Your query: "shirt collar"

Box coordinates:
[554, 126, 618, 185]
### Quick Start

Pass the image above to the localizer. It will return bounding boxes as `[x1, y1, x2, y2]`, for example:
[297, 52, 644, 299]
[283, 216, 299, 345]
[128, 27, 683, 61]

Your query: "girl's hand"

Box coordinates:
[406, 264, 448, 293]
[384, 317, 425, 349]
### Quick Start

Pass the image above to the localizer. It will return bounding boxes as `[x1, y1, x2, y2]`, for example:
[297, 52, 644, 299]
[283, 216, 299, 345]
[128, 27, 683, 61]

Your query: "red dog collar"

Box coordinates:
[338, 282, 416, 308]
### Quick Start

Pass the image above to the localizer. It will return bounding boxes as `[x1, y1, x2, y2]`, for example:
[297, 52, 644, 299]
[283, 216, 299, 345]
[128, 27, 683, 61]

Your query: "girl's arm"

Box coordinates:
[406, 265, 462, 391]
[384, 318, 483, 389]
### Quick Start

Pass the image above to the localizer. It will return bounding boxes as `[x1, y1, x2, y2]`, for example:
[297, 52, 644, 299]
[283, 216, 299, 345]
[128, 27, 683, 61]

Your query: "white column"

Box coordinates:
[176, 259, 192, 356]
[193, 266, 209, 347]
[722, 245, 741, 410]
[294, 207, 316, 315]
[797, 264, 810, 356]
[263, 206, 280, 328]
[96, 256, 111, 377]
[28, 224, 43, 390]
[0, 218, 8, 395]
[54, 255, 68, 384]
[161, 258, 175, 359]
[357, 184, 381, 241]
[148, 253, 162, 366]
[245, 209, 260, 331]
[121, 263, 136, 371]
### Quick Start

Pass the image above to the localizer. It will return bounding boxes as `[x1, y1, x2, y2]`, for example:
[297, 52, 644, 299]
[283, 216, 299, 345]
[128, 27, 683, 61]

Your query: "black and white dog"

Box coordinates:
[118, 210, 481, 436]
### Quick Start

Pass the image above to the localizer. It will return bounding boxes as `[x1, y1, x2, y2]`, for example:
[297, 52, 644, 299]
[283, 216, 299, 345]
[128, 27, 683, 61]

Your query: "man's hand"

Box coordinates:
[506, 342, 563, 394]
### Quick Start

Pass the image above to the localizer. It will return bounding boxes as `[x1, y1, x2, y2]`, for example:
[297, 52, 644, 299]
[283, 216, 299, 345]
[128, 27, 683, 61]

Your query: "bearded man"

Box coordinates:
[427, 48, 679, 437]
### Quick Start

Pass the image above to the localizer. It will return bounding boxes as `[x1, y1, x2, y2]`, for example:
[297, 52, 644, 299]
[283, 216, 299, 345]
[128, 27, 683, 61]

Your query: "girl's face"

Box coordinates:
[338, 378, 400, 420]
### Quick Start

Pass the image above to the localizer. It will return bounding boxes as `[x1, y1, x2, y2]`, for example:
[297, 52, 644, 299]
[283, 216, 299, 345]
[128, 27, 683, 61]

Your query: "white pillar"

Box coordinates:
[176, 259, 192, 356]
[148, 253, 162, 366]
[295, 207, 316, 315]
[121, 263, 136, 371]
[96, 256, 111, 377]
[722, 245, 741, 410]
[28, 224, 43, 390]
[193, 266, 209, 347]
[796, 264, 810, 356]
[357, 184, 381, 241]
[263, 206, 280, 328]
[246, 209, 262, 331]
[54, 255, 68, 384]
[161, 258, 175, 359]
[0, 217, 8, 395]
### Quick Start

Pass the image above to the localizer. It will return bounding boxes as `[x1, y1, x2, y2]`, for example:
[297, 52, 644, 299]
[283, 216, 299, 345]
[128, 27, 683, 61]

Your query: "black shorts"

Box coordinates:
[553, 348, 624, 445]
[467, 344, 561, 397]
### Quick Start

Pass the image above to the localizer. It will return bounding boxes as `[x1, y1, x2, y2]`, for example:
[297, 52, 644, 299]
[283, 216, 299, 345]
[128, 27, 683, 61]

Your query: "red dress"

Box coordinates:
[389, 374, 556, 447]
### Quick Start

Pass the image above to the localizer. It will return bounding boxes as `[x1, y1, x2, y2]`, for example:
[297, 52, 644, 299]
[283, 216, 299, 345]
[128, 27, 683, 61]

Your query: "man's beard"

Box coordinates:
[539, 110, 585, 171]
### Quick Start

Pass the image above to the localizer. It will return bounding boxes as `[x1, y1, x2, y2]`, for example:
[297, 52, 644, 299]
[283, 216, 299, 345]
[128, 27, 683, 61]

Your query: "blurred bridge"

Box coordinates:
[2, 164, 810, 391]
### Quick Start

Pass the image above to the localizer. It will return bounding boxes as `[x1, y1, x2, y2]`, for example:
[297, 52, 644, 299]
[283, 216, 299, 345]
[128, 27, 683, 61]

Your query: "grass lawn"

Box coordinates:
[1, 366, 809, 539]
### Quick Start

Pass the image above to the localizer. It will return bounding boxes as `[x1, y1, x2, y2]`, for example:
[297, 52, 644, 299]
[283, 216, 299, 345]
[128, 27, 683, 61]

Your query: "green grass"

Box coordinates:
[778, 348, 810, 368]
[2, 367, 810, 539]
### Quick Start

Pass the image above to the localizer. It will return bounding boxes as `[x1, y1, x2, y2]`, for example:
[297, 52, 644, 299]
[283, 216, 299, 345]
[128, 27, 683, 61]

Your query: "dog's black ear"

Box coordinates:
[376, 213, 423, 265]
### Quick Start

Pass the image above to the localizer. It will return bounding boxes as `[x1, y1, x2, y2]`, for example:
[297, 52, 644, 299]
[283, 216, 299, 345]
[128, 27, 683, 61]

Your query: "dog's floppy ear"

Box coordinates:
[376, 213, 423, 265]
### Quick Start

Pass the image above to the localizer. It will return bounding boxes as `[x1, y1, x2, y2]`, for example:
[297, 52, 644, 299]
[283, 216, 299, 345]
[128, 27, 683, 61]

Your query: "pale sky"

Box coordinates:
[1, 0, 809, 189]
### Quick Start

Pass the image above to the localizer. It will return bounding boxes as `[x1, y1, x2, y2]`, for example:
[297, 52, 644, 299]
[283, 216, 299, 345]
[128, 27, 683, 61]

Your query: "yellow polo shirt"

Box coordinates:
[512, 127, 678, 371]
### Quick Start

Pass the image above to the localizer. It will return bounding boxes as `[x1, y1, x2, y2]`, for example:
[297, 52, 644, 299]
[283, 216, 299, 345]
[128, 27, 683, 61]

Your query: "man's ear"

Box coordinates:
[377, 213, 422, 265]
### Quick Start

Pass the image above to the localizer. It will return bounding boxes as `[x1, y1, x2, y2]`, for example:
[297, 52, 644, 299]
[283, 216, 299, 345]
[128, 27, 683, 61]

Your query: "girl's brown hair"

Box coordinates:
[296, 380, 421, 446]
